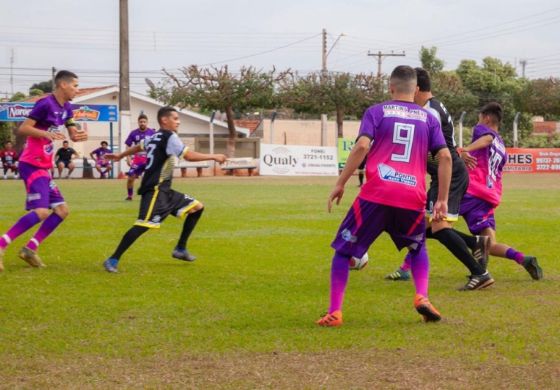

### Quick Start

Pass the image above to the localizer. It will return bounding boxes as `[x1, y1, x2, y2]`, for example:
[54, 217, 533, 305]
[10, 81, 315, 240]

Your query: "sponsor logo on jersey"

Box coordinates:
[341, 228, 357, 243]
[377, 163, 417, 187]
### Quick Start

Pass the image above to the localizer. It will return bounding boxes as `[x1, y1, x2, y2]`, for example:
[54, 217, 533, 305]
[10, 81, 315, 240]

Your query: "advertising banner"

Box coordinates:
[260, 144, 338, 176]
[337, 138, 355, 169]
[505, 148, 560, 173]
[0, 102, 118, 122]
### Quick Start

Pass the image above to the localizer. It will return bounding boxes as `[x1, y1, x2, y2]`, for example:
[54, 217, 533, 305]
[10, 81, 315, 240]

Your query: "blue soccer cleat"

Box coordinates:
[172, 248, 196, 262]
[103, 258, 119, 273]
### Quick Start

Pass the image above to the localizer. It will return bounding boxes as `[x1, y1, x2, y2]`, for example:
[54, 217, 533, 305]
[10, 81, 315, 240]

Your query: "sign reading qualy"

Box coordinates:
[260, 144, 339, 176]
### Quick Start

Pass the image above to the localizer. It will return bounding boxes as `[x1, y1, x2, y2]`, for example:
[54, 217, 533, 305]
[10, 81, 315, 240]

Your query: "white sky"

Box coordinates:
[1, 0, 559, 96]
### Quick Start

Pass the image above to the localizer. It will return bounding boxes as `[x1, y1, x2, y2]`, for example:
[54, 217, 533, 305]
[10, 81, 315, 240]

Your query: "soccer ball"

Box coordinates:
[349, 253, 369, 271]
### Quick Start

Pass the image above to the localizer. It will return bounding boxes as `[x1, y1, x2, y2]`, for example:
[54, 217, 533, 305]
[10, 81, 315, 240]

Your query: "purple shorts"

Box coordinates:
[96, 160, 110, 168]
[331, 198, 426, 259]
[19, 161, 65, 210]
[127, 162, 147, 178]
[459, 194, 496, 234]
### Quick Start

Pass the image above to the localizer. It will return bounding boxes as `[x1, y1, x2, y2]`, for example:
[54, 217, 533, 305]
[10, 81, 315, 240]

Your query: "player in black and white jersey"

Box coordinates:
[102, 106, 226, 273]
[384, 68, 493, 291]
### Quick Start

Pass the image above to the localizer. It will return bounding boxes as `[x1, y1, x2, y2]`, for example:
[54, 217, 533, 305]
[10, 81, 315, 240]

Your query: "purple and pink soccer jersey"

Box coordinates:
[92, 146, 112, 167]
[125, 128, 156, 177]
[460, 124, 507, 234]
[331, 100, 446, 259]
[19, 94, 71, 210]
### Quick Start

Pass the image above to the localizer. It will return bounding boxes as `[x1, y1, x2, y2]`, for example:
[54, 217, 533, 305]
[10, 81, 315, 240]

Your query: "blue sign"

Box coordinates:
[0, 102, 118, 122]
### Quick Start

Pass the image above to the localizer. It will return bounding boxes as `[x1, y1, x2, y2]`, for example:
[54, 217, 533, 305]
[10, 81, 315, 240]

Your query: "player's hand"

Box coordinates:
[104, 153, 122, 161]
[70, 130, 88, 142]
[432, 200, 448, 222]
[328, 184, 345, 213]
[45, 132, 66, 141]
[214, 154, 227, 164]
[460, 151, 477, 169]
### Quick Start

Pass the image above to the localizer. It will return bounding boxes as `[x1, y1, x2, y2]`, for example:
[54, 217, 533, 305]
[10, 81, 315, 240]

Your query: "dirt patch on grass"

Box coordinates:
[1, 350, 558, 389]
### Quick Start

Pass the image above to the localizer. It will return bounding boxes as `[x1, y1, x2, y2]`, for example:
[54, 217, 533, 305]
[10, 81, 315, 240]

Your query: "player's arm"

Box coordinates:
[433, 147, 452, 221]
[65, 118, 88, 142]
[89, 151, 96, 161]
[184, 150, 226, 163]
[459, 134, 493, 169]
[105, 145, 143, 161]
[19, 118, 66, 141]
[328, 135, 370, 212]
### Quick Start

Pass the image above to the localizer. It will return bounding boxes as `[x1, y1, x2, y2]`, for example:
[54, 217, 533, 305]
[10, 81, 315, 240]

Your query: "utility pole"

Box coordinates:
[9, 48, 14, 96]
[321, 28, 327, 77]
[367, 50, 406, 92]
[119, 0, 131, 176]
[51, 67, 56, 91]
[519, 59, 527, 78]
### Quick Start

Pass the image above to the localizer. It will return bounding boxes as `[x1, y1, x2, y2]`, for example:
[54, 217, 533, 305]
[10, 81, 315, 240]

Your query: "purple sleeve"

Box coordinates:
[358, 107, 376, 140]
[472, 125, 496, 142]
[28, 99, 47, 122]
[124, 131, 134, 147]
[427, 115, 447, 154]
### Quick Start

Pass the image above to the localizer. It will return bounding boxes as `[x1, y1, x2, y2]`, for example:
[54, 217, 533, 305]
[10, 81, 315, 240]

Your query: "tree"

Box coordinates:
[419, 46, 444, 75]
[29, 80, 53, 94]
[150, 65, 288, 156]
[279, 72, 381, 137]
[519, 78, 560, 120]
[10, 92, 26, 101]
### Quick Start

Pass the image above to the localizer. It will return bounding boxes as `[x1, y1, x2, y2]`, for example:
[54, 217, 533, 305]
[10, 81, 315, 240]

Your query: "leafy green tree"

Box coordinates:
[29, 80, 53, 94]
[419, 46, 444, 74]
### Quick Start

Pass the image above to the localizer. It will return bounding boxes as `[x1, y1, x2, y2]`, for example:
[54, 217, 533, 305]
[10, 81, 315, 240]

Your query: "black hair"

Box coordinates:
[480, 102, 503, 124]
[63, 140, 69, 144]
[415, 67, 431, 92]
[157, 106, 178, 124]
[101, 141, 108, 146]
[54, 70, 78, 86]
[390, 66, 417, 94]
[138, 113, 148, 121]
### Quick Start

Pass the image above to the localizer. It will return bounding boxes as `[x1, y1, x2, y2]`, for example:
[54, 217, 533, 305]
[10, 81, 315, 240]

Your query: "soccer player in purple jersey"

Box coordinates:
[316, 66, 452, 326]
[90, 141, 112, 178]
[124, 113, 156, 200]
[384, 68, 493, 291]
[456, 102, 542, 283]
[0, 70, 88, 271]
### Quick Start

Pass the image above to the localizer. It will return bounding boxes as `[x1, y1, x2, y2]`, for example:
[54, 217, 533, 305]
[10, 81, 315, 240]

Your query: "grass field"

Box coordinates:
[0, 174, 559, 389]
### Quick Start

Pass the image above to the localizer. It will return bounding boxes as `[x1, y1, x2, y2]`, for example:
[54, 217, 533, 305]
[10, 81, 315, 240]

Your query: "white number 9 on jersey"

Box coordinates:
[391, 122, 415, 163]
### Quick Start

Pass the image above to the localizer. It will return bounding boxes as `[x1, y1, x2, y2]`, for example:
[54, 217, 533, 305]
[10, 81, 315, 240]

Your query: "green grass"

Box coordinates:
[0, 175, 559, 387]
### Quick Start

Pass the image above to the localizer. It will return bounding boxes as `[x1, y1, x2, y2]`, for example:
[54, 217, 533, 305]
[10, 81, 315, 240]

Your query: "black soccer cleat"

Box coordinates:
[522, 256, 543, 280]
[458, 272, 495, 291]
[472, 235, 490, 271]
[172, 248, 196, 262]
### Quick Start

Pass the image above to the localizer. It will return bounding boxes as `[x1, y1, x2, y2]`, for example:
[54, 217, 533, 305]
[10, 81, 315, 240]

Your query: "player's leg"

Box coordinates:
[3, 164, 7, 179]
[480, 227, 543, 280]
[317, 198, 384, 326]
[104, 191, 159, 272]
[172, 193, 204, 262]
[95, 163, 103, 177]
[57, 161, 64, 178]
[126, 175, 135, 200]
[66, 161, 75, 178]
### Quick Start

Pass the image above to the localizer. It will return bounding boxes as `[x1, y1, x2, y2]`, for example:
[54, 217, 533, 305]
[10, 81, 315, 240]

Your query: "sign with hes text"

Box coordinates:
[260, 144, 338, 176]
[504, 148, 560, 173]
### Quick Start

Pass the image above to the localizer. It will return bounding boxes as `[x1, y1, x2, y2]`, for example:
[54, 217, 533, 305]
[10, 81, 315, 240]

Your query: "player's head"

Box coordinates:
[389, 66, 418, 98]
[63, 140, 69, 147]
[413, 67, 432, 105]
[5, 141, 13, 149]
[101, 141, 108, 147]
[138, 113, 148, 131]
[54, 70, 79, 101]
[479, 102, 503, 127]
[157, 106, 180, 132]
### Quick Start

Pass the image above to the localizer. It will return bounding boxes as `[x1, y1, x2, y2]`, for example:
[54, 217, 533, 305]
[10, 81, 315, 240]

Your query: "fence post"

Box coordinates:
[458, 111, 466, 148]
[513, 112, 520, 148]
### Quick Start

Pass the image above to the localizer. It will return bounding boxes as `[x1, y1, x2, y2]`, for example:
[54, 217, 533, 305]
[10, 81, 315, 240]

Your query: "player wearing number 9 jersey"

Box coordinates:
[316, 66, 452, 327]
[102, 106, 226, 273]
[457, 102, 543, 280]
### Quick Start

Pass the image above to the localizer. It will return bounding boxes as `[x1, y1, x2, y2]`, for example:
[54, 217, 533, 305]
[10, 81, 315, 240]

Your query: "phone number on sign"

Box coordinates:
[303, 154, 334, 161]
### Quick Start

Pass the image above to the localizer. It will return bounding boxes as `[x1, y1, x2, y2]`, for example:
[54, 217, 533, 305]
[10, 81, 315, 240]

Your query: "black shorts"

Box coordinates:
[56, 160, 72, 168]
[135, 188, 199, 229]
[426, 157, 469, 221]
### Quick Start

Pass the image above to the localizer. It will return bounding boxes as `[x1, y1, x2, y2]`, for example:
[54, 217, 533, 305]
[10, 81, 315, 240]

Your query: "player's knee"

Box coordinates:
[33, 208, 50, 221]
[53, 204, 69, 219]
[193, 202, 204, 211]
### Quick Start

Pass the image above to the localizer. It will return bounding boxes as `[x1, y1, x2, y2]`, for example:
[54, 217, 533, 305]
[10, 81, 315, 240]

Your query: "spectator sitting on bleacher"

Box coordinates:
[55, 140, 79, 179]
[90, 141, 112, 179]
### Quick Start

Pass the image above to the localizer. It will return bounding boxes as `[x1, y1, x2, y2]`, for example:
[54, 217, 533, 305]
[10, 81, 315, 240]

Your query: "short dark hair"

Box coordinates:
[54, 70, 78, 86]
[390, 65, 417, 94]
[157, 106, 177, 124]
[101, 141, 108, 146]
[63, 140, 69, 145]
[138, 113, 148, 121]
[415, 67, 431, 92]
[480, 102, 503, 124]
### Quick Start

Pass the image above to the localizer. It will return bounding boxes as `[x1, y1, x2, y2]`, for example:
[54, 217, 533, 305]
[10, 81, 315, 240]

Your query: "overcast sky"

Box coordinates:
[1, 0, 559, 96]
